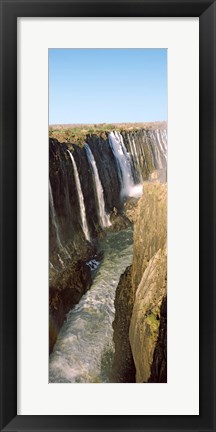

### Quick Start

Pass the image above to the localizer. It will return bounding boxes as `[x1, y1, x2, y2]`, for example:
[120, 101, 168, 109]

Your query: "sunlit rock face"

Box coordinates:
[131, 183, 167, 295]
[112, 183, 167, 383]
[129, 245, 167, 383]
[130, 184, 167, 382]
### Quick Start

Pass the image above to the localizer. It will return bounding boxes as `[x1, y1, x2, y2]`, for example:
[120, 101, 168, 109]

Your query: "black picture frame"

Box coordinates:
[0, 0, 215, 431]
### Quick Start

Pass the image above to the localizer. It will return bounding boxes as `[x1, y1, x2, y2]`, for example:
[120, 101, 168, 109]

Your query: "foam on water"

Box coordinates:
[128, 183, 143, 198]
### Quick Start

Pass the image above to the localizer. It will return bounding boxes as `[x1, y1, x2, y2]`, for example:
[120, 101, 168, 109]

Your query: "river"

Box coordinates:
[49, 227, 133, 383]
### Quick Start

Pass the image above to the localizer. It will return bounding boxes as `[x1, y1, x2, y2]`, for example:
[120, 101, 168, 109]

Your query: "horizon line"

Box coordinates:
[49, 120, 167, 127]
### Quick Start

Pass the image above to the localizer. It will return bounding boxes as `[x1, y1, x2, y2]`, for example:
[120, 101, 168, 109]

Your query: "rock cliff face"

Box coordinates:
[147, 294, 167, 382]
[111, 266, 136, 382]
[112, 182, 167, 382]
[49, 259, 92, 354]
[129, 245, 167, 382]
[49, 128, 167, 258]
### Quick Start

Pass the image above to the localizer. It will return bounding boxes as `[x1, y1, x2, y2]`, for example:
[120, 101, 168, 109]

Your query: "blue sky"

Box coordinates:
[49, 49, 167, 125]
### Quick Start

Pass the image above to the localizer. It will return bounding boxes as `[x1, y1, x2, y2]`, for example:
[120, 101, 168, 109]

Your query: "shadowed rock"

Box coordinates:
[129, 246, 167, 382]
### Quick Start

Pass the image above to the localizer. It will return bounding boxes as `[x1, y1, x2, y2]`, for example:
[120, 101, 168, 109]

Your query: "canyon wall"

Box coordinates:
[49, 128, 167, 261]
[49, 126, 167, 354]
[112, 182, 167, 382]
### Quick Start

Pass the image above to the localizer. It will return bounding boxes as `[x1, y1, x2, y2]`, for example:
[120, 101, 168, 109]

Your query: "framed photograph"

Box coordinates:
[0, 1, 215, 431]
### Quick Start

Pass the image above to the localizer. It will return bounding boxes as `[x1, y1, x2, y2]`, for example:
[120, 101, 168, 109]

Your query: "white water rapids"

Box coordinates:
[49, 227, 133, 383]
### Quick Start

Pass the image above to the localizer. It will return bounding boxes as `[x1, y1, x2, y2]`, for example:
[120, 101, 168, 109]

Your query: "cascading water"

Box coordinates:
[142, 129, 167, 182]
[108, 131, 143, 198]
[108, 131, 133, 196]
[49, 227, 133, 383]
[140, 140, 149, 175]
[49, 129, 167, 251]
[84, 144, 111, 228]
[67, 150, 90, 241]
[49, 179, 63, 250]
[130, 135, 143, 183]
[144, 132, 156, 169]
[156, 129, 167, 163]
[124, 135, 136, 181]
[149, 130, 164, 169]
[49, 179, 71, 266]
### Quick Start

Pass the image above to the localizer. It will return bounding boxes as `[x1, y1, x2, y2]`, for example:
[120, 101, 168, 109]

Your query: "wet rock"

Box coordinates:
[49, 238, 98, 354]
[111, 266, 136, 382]
[49, 138, 100, 255]
[49, 260, 92, 354]
[86, 134, 122, 214]
[123, 196, 141, 223]
[108, 212, 132, 232]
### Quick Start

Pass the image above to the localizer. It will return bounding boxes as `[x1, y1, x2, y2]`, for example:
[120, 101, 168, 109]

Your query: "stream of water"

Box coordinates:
[49, 227, 133, 383]
[67, 150, 91, 241]
[84, 143, 111, 228]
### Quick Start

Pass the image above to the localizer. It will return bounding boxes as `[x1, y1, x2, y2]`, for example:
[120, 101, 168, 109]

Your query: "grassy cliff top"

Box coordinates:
[49, 121, 167, 145]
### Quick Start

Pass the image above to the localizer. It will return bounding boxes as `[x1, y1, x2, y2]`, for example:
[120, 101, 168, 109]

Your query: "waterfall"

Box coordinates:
[150, 131, 164, 169]
[139, 137, 149, 174]
[108, 131, 134, 196]
[124, 134, 136, 181]
[49, 179, 71, 261]
[156, 129, 167, 163]
[49, 127, 167, 259]
[143, 131, 156, 169]
[129, 135, 143, 183]
[49, 179, 63, 250]
[84, 144, 111, 228]
[67, 150, 91, 241]
[108, 131, 143, 198]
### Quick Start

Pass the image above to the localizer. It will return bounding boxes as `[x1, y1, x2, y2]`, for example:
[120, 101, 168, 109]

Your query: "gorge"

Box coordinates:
[49, 123, 167, 383]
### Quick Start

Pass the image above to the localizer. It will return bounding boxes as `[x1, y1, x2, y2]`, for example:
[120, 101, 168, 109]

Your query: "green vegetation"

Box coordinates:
[49, 123, 116, 146]
[146, 311, 160, 334]
[49, 121, 166, 146]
